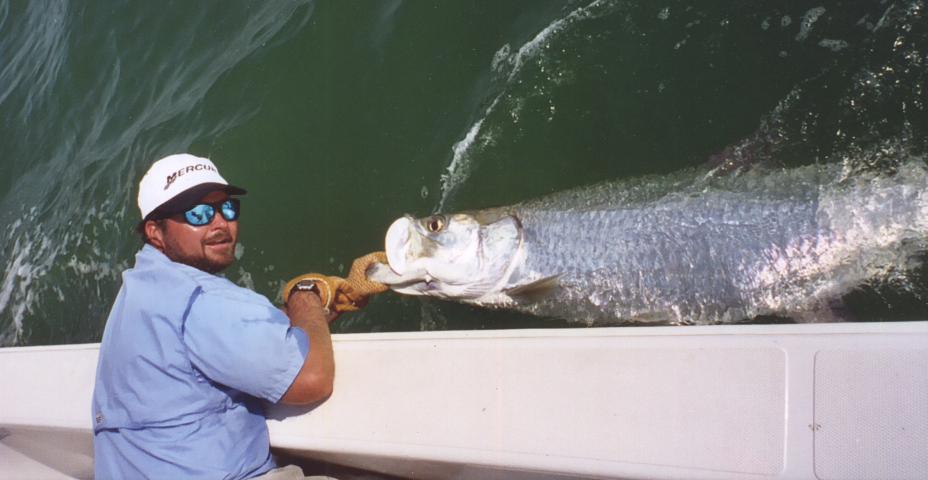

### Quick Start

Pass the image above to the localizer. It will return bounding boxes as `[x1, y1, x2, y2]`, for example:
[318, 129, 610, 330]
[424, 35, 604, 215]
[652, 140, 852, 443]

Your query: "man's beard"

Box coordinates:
[163, 231, 236, 274]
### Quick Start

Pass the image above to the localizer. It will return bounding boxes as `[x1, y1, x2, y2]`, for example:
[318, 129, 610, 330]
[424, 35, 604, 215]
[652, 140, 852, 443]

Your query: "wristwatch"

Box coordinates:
[292, 280, 320, 295]
[290, 280, 329, 313]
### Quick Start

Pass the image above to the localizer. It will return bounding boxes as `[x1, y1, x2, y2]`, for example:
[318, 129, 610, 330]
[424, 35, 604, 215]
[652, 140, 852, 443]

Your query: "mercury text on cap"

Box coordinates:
[164, 163, 218, 190]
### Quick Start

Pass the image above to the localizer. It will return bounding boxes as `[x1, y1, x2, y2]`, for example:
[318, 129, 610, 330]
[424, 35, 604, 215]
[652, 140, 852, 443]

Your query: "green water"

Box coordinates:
[1, 1, 926, 346]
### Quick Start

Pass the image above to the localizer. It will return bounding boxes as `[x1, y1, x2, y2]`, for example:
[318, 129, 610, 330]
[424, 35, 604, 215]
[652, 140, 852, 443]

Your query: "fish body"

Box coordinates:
[370, 161, 928, 324]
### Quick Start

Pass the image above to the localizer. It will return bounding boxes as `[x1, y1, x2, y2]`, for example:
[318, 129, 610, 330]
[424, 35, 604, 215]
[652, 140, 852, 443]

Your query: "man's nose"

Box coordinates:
[210, 211, 229, 228]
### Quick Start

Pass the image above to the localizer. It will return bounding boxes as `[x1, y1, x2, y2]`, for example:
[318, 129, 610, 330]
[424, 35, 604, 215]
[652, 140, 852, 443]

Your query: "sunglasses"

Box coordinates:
[181, 199, 241, 226]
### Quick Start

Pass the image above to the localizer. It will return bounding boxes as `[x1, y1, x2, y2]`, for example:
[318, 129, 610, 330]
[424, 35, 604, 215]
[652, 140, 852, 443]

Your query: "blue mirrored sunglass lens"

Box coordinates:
[185, 204, 215, 226]
[220, 200, 239, 221]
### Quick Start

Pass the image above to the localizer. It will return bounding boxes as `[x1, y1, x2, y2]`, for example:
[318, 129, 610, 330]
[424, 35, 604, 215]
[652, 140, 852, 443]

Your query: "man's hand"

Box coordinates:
[285, 289, 338, 324]
[282, 274, 345, 314]
[346, 251, 390, 295]
[283, 252, 389, 315]
[333, 251, 390, 312]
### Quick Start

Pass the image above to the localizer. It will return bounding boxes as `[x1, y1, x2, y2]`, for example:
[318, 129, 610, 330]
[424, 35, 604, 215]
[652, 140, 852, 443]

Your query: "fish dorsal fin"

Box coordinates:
[504, 275, 561, 300]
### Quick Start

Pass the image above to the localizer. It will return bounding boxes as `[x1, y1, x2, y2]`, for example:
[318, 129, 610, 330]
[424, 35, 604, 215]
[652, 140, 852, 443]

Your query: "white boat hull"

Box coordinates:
[2, 322, 927, 479]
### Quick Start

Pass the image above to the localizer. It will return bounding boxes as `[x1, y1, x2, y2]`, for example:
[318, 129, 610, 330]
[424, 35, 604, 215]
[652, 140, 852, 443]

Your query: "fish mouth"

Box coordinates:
[384, 216, 412, 275]
[369, 215, 430, 288]
[367, 262, 429, 291]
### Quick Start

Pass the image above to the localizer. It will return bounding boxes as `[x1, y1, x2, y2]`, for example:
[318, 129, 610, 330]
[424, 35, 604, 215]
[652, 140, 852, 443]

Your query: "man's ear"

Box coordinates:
[145, 220, 166, 251]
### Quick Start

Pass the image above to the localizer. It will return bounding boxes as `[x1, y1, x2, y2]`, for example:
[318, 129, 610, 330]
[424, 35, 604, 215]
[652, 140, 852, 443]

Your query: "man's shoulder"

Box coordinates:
[191, 271, 262, 301]
[130, 246, 201, 289]
[181, 265, 274, 309]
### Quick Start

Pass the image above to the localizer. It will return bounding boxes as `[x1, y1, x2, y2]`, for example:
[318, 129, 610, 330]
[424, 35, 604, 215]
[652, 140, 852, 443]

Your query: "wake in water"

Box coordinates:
[0, 1, 314, 345]
[440, 0, 927, 209]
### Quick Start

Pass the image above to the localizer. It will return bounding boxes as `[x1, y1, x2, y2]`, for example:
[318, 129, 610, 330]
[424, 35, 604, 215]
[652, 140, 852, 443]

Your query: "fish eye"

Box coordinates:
[425, 215, 446, 233]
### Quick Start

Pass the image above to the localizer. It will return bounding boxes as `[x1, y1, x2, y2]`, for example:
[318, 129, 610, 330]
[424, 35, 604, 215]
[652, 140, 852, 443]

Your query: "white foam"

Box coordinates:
[818, 39, 848, 52]
[505, 0, 614, 84]
[0, 219, 54, 345]
[796, 6, 826, 42]
[438, 100, 495, 212]
[0, 248, 27, 339]
[873, 4, 894, 32]
[490, 44, 512, 76]
[236, 267, 255, 291]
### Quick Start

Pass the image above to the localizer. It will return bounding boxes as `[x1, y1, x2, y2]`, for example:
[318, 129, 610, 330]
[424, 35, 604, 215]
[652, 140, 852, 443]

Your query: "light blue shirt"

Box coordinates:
[92, 245, 309, 479]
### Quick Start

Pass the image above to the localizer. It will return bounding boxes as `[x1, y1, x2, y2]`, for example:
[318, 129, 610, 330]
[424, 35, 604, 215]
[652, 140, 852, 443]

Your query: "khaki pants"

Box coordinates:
[253, 464, 337, 480]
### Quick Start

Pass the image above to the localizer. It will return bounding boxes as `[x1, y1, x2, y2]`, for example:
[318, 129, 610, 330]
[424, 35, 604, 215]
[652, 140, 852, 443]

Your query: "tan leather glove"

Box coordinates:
[336, 252, 390, 311]
[346, 252, 390, 294]
[283, 252, 390, 314]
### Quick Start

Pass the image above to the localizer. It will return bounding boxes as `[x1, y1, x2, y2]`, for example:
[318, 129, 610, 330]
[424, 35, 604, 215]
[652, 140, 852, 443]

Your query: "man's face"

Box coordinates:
[147, 190, 239, 273]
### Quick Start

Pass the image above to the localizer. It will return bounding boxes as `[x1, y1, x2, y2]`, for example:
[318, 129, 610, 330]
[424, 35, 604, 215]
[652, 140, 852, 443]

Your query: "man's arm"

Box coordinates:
[279, 291, 336, 405]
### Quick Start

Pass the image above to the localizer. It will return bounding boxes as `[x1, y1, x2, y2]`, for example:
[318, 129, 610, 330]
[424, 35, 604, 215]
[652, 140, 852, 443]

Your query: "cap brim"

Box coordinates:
[146, 182, 247, 220]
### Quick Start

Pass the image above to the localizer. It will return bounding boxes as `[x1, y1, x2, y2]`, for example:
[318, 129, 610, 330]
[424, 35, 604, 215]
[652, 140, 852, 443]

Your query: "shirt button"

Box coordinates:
[95, 413, 104, 424]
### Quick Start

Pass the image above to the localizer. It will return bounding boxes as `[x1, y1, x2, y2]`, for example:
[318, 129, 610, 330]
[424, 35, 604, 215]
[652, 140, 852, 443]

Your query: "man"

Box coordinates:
[92, 153, 359, 479]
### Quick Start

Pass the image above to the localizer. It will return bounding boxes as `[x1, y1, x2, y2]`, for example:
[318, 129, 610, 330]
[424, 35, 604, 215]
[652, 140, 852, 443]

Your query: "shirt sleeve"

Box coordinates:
[182, 289, 309, 403]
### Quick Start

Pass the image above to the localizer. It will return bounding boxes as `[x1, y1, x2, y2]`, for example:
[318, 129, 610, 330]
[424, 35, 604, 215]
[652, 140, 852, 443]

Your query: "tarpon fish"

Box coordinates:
[369, 160, 928, 324]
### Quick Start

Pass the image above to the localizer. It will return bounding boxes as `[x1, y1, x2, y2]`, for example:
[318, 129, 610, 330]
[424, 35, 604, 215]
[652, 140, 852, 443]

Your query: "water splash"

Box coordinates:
[818, 39, 849, 51]
[437, 0, 622, 211]
[438, 101, 497, 212]
[795, 7, 827, 42]
[709, 0, 927, 176]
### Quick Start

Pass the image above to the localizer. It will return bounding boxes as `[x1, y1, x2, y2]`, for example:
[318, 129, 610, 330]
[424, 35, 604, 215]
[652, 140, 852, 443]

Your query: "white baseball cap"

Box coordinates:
[137, 153, 246, 220]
